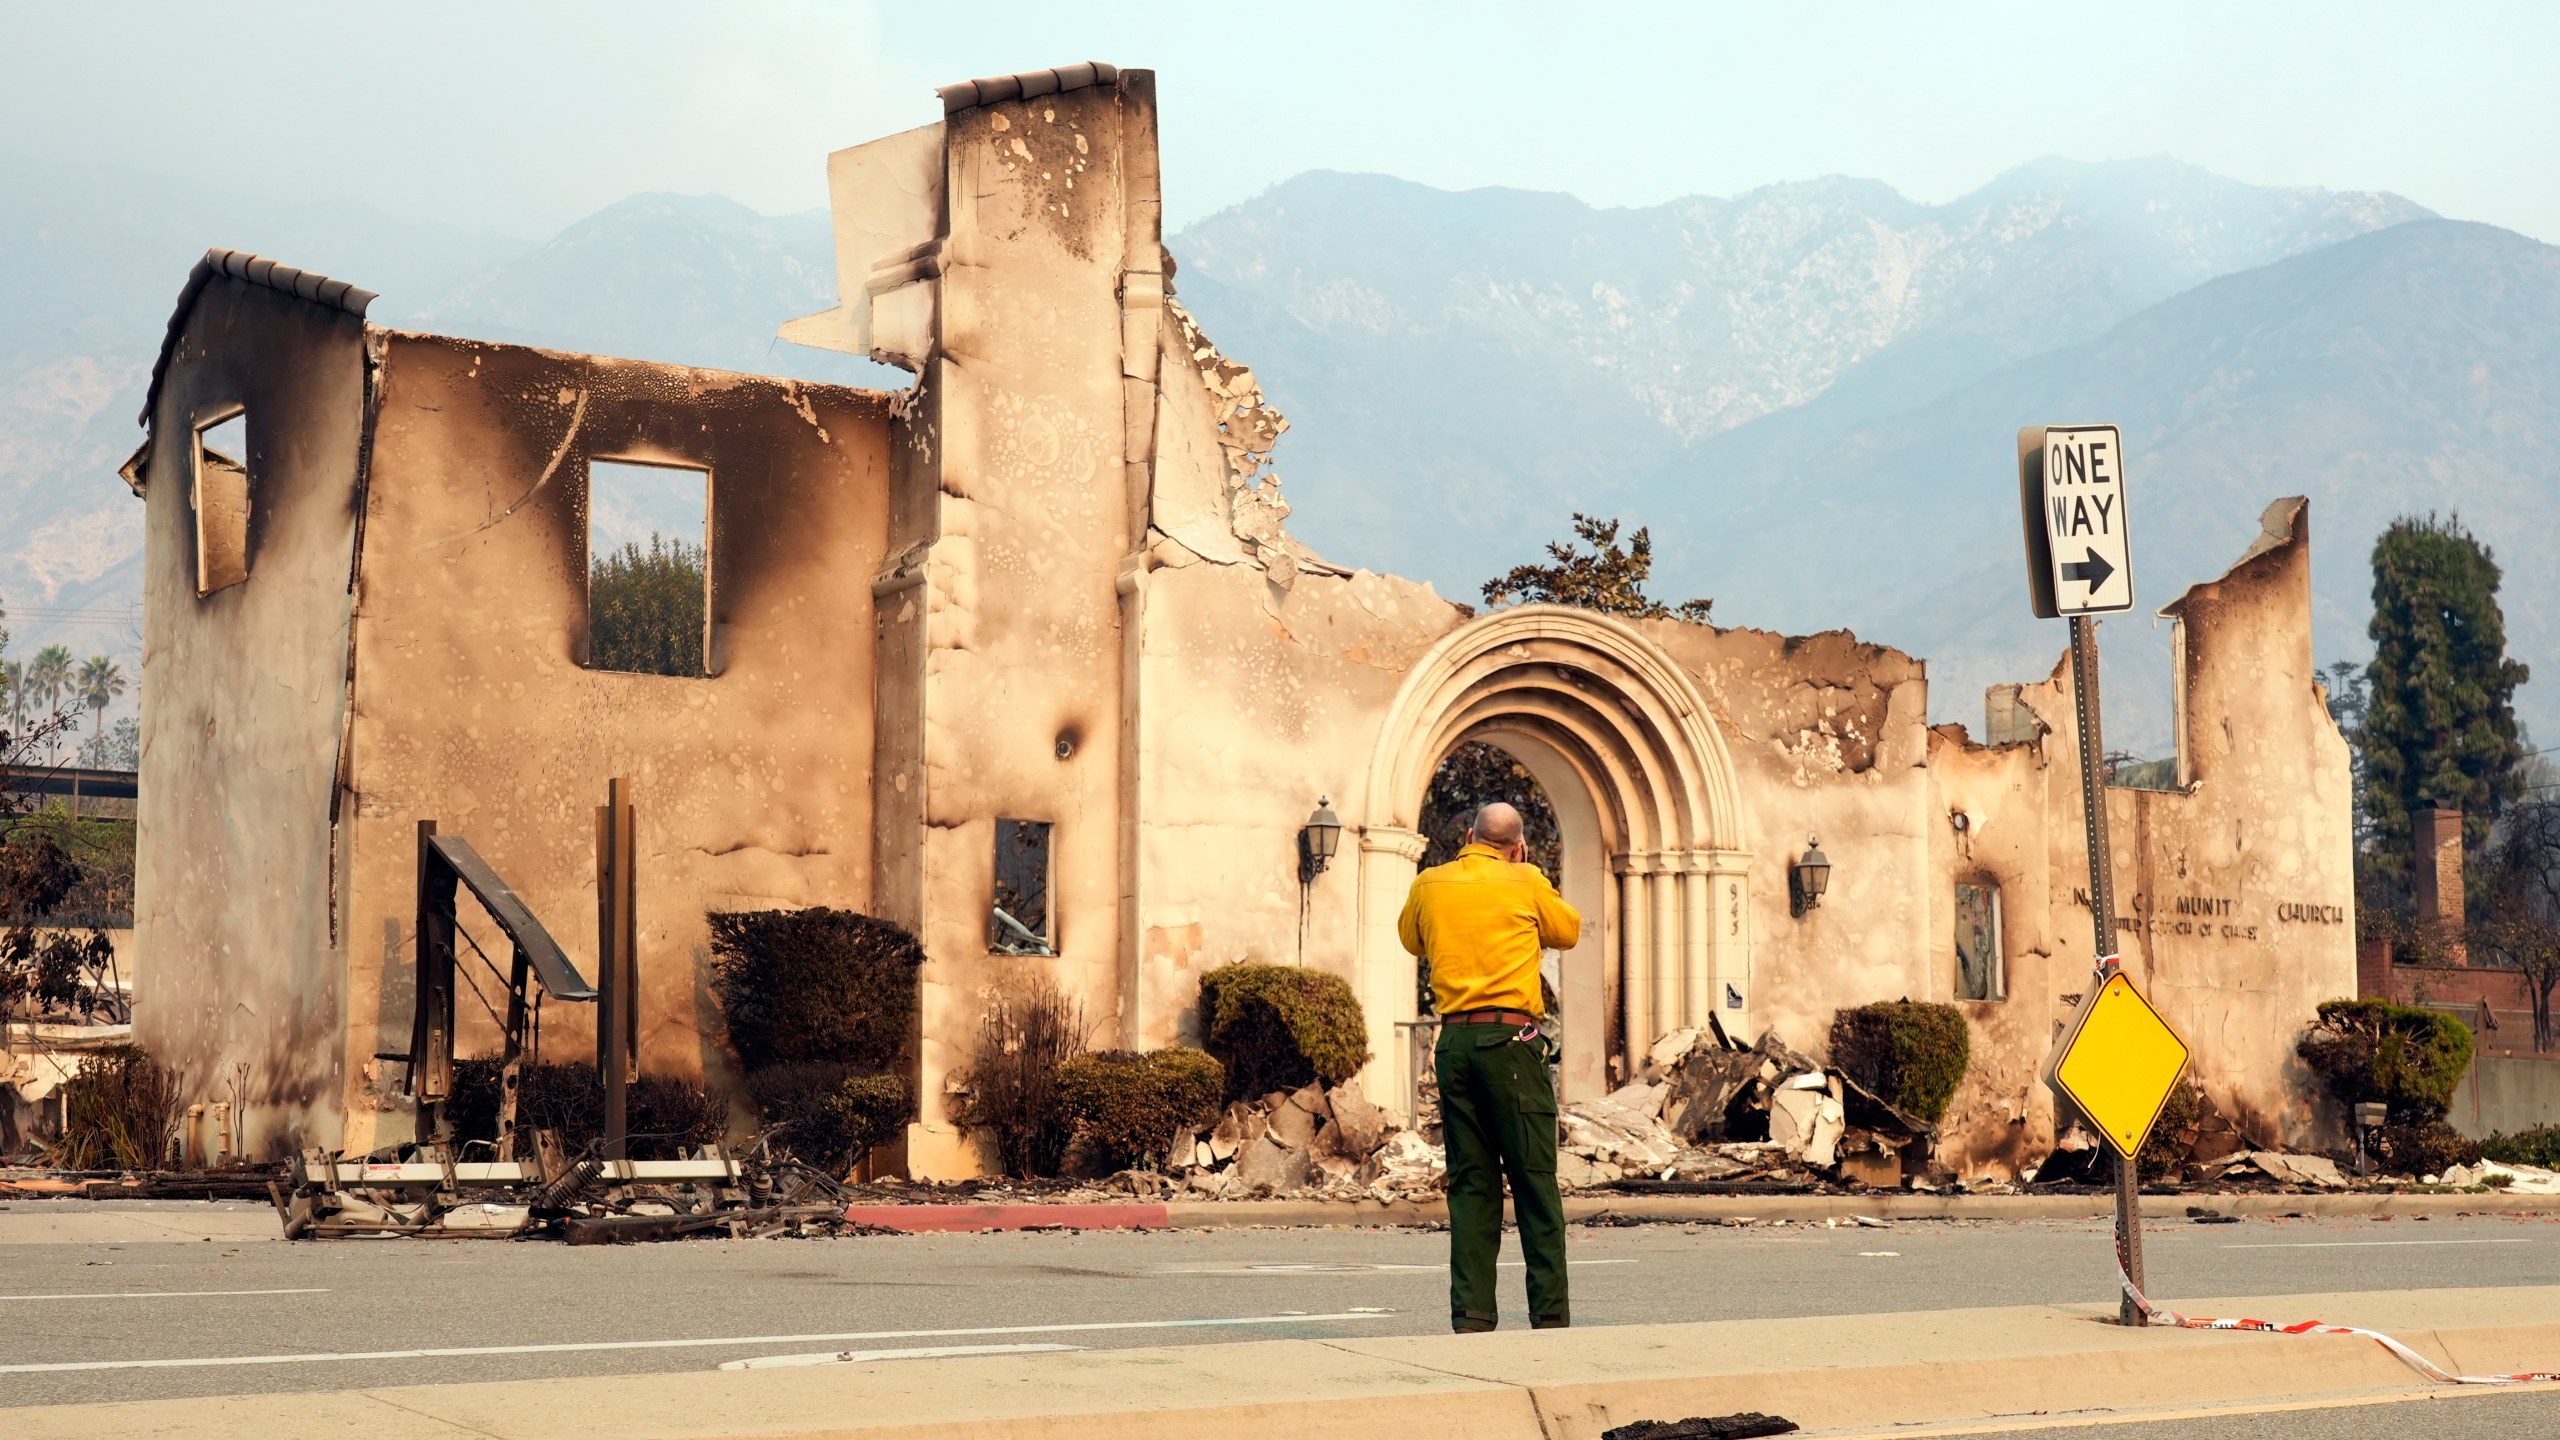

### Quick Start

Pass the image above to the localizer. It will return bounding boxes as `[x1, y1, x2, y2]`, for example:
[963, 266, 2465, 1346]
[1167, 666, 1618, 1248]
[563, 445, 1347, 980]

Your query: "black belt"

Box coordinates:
[1439, 1008, 1539, 1026]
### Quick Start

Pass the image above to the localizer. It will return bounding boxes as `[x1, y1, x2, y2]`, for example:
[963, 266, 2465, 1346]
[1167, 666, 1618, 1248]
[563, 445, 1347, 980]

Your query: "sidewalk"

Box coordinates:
[11, 1286, 2559, 1438]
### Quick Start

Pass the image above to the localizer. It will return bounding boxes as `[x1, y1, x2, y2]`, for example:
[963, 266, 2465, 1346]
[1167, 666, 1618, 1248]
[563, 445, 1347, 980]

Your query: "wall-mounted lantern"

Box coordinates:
[1299, 798, 1343, 882]
[1790, 835, 1832, 917]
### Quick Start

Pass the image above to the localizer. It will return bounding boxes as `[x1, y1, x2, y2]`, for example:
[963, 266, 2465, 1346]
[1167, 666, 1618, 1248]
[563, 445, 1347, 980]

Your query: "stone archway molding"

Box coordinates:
[1352, 605, 1753, 1105]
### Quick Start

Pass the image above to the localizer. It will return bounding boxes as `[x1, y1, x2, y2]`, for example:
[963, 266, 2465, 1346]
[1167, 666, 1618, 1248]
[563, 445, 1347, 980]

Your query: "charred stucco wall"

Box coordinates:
[1930, 499, 2355, 1173]
[133, 281, 368, 1152]
[335, 334, 893, 1152]
[876, 78, 1155, 1176]
[1644, 623, 1935, 1054]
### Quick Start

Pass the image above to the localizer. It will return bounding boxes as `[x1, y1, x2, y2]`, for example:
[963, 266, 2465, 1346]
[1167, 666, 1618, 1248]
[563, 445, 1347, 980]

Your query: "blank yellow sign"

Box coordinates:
[2048, 971, 2191, 1157]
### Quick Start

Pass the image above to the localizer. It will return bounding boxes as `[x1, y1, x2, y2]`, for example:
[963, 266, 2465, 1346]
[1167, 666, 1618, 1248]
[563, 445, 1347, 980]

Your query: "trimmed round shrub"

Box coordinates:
[1054, 1047, 1225, 1172]
[2295, 998, 2473, 1122]
[744, 1062, 913, 1174]
[709, 908, 924, 1073]
[1199, 963, 1370, 1102]
[1829, 1000, 1970, 1123]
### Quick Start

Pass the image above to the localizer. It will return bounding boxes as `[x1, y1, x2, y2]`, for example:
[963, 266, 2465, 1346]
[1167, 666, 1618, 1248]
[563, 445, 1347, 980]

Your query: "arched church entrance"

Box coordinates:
[1354, 606, 1751, 1111]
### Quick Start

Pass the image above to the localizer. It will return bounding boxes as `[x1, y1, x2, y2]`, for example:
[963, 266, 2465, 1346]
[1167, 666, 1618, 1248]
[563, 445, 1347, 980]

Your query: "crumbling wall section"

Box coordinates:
[1930, 498, 2355, 1173]
[336, 334, 894, 1152]
[132, 281, 369, 1154]
[882, 74, 1149, 1177]
[1645, 622, 1937, 1057]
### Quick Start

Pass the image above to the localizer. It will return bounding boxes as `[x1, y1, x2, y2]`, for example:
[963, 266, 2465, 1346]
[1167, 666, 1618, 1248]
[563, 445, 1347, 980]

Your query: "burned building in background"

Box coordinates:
[125, 64, 2356, 1177]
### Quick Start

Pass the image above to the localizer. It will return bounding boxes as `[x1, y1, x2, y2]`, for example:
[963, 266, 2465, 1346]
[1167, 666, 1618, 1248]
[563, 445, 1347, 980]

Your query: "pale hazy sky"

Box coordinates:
[7, 1, 2558, 241]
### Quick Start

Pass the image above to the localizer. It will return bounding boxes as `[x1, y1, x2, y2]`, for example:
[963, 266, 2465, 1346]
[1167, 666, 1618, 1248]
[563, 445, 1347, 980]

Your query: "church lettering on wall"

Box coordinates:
[2066, 888, 2348, 942]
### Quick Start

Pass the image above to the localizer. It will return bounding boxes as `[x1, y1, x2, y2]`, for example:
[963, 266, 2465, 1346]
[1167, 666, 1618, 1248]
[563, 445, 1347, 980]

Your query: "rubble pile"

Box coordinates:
[1166, 1081, 1438, 1202]
[1158, 1022, 1944, 1201]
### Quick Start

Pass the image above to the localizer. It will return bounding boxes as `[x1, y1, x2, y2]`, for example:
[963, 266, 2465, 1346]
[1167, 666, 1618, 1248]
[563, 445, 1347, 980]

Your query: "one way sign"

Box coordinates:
[2018, 423, 2135, 618]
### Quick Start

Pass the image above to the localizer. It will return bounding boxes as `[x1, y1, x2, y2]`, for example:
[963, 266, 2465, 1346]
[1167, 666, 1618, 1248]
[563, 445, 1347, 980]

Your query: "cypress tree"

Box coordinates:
[2361, 513, 2530, 876]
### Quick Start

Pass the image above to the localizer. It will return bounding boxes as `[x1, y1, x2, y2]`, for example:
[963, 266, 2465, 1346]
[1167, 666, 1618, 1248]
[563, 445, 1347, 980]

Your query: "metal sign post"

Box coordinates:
[2069, 614, 2146, 1324]
[2021, 424, 2164, 1325]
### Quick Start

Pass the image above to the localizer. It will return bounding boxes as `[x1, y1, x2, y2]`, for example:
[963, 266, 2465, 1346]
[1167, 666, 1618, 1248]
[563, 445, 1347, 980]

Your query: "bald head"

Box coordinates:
[1469, 802, 1525, 850]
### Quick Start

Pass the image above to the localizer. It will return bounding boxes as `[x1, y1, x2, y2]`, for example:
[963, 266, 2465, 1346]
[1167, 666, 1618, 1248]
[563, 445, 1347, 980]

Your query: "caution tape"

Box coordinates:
[2117, 1262, 2560, 1385]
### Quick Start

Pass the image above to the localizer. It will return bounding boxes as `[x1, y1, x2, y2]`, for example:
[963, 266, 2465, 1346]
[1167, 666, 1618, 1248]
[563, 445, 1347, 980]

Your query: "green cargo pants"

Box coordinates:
[1435, 1020, 1568, 1331]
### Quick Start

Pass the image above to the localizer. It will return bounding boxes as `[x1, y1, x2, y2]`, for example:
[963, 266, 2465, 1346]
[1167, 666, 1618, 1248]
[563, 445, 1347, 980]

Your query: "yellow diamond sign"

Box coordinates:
[2043, 970, 2190, 1157]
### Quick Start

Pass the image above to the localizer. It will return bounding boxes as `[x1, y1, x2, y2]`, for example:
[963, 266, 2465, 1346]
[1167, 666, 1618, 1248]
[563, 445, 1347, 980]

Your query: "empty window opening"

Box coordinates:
[585, 459, 709, 677]
[193, 409, 251, 596]
[990, 820, 1054, 955]
[1955, 882, 2005, 1002]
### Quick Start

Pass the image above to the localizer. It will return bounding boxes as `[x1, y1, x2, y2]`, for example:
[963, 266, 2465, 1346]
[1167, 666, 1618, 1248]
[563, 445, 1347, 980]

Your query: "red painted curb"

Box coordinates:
[842, 1203, 1171, 1233]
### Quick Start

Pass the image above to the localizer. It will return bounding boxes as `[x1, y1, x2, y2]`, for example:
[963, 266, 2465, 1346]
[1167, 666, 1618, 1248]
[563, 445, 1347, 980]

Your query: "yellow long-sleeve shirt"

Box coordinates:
[1398, 842, 1583, 1016]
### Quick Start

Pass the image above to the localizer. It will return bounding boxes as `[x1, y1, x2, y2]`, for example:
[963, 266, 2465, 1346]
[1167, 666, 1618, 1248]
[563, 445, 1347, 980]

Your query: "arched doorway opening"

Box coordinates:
[1354, 606, 1750, 1110]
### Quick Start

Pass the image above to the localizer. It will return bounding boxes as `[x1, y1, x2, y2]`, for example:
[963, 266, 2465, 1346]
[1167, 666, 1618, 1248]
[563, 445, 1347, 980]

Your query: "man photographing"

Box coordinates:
[1397, 800, 1582, 1332]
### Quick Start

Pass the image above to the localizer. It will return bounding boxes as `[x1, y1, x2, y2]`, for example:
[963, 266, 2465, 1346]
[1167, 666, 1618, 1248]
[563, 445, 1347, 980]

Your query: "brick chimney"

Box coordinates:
[2414, 806, 2466, 962]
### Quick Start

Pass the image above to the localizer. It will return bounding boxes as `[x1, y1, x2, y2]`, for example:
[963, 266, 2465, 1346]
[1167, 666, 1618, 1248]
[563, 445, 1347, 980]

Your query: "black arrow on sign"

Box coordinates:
[2063, 548, 2115, 593]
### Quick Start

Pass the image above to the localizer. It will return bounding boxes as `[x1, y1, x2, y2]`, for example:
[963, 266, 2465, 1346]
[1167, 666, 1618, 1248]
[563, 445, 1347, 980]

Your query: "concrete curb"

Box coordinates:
[10, 1286, 2560, 1438]
[1168, 1189, 2560, 1228]
[843, 1203, 1169, 1233]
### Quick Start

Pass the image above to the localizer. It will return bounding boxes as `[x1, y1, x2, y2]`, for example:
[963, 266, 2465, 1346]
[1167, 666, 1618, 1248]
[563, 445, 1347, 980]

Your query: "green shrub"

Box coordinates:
[1199, 963, 1370, 1101]
[1055, 1047, 1226, 1172]
[709, 907, 923, 1076]
[2295, 998, 2473, 1122]
[2482, 1125, 2560, 1169]
[2134, 1077, 2206, 1182]
[744, 1063, 912, 1174]
[447, 1059, 727, 1161]
[2373, 1120, 2480, 1176]
[1828, 1000, 1970, 1123]
[53, 1044, 179, 1170]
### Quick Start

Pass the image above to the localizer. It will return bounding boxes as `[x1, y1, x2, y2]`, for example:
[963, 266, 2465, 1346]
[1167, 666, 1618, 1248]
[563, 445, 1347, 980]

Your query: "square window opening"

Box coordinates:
[585, 459, 710, 677]
[990, 820, 1054, 955]
[1955, 881, 2005, 1002]
[193, 409, 251, 596]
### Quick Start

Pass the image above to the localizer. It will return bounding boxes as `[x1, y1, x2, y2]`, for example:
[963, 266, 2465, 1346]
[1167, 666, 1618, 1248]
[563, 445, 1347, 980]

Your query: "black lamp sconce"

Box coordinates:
[1790, 835, 1832, 917]
[1298, 799, 1343, 883]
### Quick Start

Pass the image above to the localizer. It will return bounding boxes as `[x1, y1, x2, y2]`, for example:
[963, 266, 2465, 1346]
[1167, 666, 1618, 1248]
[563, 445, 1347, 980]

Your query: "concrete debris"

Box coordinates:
[1354, 1129, 1447, 1196]
[2200, 1150, 2349, 1189]
[1165, 1081, 1438, 1202]
[2440, 1160, 2560, 1194]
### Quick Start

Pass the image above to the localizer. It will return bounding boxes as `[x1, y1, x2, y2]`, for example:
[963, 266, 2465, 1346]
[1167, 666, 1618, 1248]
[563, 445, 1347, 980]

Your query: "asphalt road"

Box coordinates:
[2, 1203, 2557, 1414]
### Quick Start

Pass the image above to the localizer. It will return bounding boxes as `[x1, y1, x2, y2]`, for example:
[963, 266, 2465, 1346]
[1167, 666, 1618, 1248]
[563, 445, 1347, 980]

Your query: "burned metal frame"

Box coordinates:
[408, 821, 596, 1154]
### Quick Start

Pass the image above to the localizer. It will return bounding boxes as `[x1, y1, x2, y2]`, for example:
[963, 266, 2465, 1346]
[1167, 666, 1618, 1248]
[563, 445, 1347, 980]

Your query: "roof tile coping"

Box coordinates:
[139, 247, 378, 428]
[937, 62, 1119, 114]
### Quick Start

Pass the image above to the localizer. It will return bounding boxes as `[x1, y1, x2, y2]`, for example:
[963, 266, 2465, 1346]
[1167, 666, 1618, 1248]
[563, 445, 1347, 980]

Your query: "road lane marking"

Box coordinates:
[722, 1343, 1081, 1370]
[0, 1309, 1396, 1374]
[1165, 1259, 1638, 1275]
[0, 1288, 328, 1302]
[2220, 1239, 2535, 1249]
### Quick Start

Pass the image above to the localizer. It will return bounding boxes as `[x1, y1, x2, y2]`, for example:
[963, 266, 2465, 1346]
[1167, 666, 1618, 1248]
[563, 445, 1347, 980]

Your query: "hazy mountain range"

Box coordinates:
[4, 149, 2552, 753]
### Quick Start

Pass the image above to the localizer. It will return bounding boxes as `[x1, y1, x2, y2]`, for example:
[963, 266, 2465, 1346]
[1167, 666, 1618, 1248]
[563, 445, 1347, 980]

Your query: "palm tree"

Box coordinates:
[0, 657, 21, 734]
[27, 645, 73, 762]
[78, 655, 127, 744]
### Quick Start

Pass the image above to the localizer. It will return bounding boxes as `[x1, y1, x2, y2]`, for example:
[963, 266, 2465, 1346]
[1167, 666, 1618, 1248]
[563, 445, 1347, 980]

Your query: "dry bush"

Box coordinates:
[951, 977, 1085, 1177]
[447, 1059, 726, 1160]
[54, 1044, 180, 1170]
[746, 1063, 912, 1174]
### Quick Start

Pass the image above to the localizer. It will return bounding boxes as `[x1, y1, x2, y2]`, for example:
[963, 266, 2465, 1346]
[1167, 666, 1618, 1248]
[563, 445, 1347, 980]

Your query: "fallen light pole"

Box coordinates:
[2019, 424, 2189, 1326]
